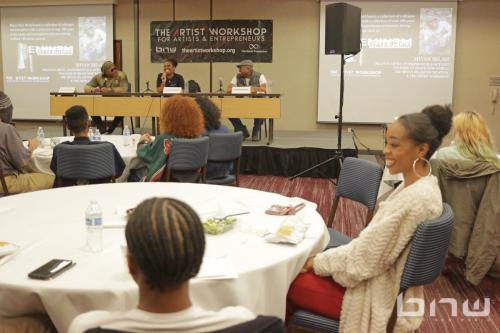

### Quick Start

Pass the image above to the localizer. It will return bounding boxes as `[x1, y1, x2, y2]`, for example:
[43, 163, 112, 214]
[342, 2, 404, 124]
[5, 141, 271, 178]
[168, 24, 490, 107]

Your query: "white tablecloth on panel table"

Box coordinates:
[27, 135, 143, 182]
[0, 183, 329, 332]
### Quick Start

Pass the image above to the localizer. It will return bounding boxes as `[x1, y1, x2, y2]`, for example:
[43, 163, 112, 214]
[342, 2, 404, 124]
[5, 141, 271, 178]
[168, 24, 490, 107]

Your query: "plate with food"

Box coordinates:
[202, 217, 238, 235]
[0, 241, 19, 258]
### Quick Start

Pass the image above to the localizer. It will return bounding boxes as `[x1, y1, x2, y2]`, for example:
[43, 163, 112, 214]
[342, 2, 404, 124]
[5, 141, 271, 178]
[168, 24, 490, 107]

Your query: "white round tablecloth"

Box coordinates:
[0, 183, 329, 332]
[28, 135, 142, 182]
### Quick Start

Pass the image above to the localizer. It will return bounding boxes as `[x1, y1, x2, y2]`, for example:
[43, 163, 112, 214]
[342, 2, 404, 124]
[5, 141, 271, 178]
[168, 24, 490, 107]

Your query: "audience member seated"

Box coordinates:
[68, 197, 255, 333]
[287, 105, 452, 332]
[131, 96, 204, 182]
[433, 111, 500, 284]
[0, 90, 54, 194]
[194, 96, 233, 180]
[49, 105, 125, 186]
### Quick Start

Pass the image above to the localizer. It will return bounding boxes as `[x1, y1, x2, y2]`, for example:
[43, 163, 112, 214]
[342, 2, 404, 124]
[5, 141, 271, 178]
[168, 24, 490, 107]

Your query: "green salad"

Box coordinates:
[203, 217, 237, 235]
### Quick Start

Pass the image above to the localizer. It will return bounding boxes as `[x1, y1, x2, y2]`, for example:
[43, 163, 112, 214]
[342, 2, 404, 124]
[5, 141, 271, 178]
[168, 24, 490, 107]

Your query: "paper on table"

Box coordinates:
[236, 196, 315, 212]
[196, 255, 238, 280]
[0, 207, 14, 215]
[103, 214, 127, 228]
[34, 146, 53, 157]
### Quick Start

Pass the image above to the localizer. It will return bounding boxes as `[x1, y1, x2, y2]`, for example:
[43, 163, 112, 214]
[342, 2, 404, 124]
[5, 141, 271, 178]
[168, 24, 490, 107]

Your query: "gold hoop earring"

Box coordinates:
[412, 157, 432, 178]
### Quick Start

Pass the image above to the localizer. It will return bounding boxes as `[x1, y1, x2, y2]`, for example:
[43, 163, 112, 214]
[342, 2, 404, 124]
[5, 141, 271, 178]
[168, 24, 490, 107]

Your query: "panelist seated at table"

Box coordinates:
[0, 91, 55, 194]
[226, 59, 267, 141]
[49, 105, 125, 185]
[84, 61, 129, 134]
[69, 197, 255, 333]
[156, 58, 185, 93]
[130, 96, 205, 182]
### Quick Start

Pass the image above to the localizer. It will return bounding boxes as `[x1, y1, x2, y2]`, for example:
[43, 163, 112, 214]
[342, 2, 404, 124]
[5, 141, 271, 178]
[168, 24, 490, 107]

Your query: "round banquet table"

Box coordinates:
[0, 182, 329, 332]
[27, 134, 143, 182]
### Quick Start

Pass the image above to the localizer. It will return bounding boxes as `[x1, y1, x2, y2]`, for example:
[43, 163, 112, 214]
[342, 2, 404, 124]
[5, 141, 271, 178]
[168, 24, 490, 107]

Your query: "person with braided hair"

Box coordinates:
[69, 197, 255, 333]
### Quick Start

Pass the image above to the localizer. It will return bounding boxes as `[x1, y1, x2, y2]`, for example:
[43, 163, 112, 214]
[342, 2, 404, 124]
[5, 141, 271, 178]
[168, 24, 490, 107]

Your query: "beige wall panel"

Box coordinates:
[453, 1, 500, 147]
[114, 0, 135, 90]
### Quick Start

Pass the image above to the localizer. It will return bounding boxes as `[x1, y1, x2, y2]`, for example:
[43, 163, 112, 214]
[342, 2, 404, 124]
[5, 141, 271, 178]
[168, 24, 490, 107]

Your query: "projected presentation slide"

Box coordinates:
[318, 1, 457, 124]
[1, 5, 113, 119]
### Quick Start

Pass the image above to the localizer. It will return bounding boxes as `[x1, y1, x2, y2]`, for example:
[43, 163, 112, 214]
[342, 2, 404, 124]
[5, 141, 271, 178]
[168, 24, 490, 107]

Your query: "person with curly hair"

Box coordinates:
[134, 96, 204, 182]
[194, 97, 234, 180]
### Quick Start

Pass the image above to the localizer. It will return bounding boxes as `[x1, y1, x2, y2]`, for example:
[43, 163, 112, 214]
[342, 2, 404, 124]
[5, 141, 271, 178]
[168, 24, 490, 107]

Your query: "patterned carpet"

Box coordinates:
[239, 175, 500, 333]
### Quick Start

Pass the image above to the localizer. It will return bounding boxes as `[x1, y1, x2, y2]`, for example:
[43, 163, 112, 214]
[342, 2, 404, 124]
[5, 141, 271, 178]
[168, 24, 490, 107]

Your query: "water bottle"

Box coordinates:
[266, 80, 272, 94]
[37, 126, 45, 146]
[94, 129, 102, 142]
[88, 127, 95, 141]
[85, 200, 103, 252]
[184, 80, 189, 93]
[123, 125, 131, 146]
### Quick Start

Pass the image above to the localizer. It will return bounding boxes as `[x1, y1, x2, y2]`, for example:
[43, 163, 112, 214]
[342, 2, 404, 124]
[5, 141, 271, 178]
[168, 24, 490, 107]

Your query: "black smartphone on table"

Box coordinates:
[28, 259, 75, 280]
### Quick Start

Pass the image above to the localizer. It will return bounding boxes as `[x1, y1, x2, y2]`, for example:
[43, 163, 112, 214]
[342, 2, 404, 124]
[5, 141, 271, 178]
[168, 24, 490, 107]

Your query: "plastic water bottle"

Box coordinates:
[184, 80, 189, 93]
[88, 127, 95, 141]
[37, 126, 45, 146]
[85, 200, 103, 253]
[123, 125, 131, 146]
[266, 80, 272, 94]
[94, 129, 102, 142]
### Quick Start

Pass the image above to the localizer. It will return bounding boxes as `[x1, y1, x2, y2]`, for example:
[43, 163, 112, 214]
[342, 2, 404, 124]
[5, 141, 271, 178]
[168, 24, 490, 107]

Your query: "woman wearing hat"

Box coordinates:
[84, 61, 130, 133]
[226, 59, 268, 141]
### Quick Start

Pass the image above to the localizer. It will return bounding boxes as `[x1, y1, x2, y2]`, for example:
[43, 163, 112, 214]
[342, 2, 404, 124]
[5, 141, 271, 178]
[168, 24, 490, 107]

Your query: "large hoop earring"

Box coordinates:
[412, 157, 432, 178]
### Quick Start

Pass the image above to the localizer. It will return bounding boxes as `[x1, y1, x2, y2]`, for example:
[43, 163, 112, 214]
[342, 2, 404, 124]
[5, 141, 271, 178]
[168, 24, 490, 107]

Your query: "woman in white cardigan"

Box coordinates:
[287, 105, 453, 333]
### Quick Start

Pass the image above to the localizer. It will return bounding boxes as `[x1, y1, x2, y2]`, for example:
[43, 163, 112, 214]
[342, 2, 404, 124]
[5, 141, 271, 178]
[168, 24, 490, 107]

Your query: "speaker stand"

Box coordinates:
[289, 54, 346, 180]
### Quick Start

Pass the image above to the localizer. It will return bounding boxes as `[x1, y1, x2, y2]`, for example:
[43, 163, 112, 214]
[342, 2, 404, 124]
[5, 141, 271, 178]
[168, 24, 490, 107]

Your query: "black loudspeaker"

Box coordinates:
[325, 3, 361, 55]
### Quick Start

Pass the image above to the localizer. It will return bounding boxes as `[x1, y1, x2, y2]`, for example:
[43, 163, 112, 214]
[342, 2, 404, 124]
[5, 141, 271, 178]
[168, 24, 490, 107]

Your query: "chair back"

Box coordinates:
[208, 132, 243, 162]
[55, 143, 116, 185]
[0, 164, 10, 196]
[328, 157, 383, 226]
[292, 203, 455, 333]
[165, 136, 209, 182]
[400, 203, 455, 290]
[336, 157, 383, 209]
[207, 315, 285, 333]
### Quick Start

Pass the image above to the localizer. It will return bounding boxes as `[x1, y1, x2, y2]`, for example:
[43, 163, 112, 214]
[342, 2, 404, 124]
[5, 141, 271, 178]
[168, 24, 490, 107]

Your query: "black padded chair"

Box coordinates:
[84, 315, 285, 333]
[326, 157, 383, 249]
[53, 143, 117, 187]
[163, 136, 209, 183]
[290, 203, 455, 333]
[206, 132, 243, 186]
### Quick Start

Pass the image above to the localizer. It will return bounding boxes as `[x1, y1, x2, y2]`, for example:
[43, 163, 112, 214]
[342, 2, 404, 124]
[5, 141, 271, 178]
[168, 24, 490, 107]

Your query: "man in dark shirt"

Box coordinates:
[156, 58, 185, 93]
[50, 105, 125, 183]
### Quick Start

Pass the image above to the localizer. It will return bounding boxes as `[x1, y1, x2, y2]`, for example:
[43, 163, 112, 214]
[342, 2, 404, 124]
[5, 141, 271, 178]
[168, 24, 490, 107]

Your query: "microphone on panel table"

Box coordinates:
[217, 77, 224, 93]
